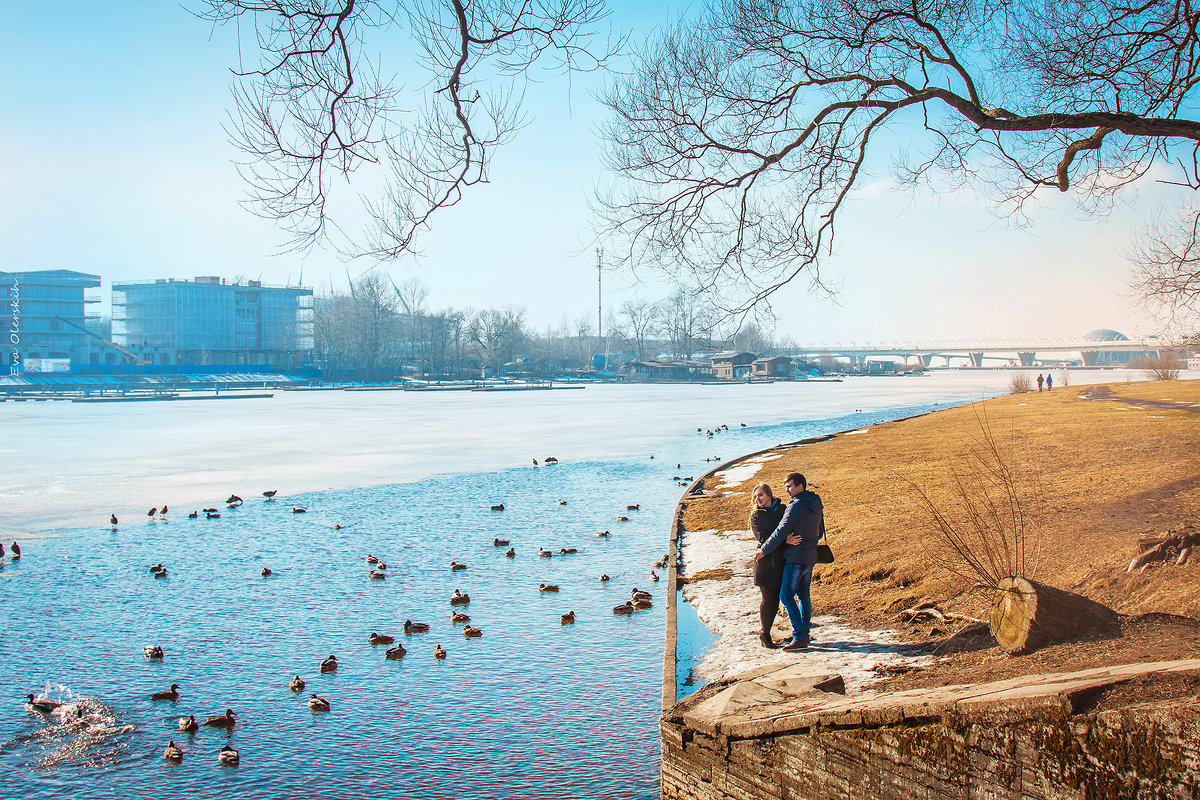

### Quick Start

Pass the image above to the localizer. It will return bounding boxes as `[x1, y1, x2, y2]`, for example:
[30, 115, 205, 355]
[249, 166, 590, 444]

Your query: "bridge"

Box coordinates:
[795, 338, 1181, 367]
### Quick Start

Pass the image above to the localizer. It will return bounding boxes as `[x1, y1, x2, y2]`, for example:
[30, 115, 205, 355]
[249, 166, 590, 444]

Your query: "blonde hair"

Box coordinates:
[749, 482, 775, 513]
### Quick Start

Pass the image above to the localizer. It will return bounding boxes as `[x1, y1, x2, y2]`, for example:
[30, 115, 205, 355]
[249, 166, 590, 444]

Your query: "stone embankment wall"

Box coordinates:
[661, 660, 1200, 800]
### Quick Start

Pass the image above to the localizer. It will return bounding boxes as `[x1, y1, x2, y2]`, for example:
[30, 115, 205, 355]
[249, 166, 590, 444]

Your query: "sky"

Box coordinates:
[1, 1, 1186, 344]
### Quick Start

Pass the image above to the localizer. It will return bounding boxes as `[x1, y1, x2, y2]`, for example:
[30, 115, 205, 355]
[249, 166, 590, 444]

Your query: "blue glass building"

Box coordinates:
[0, 269, 102, 373]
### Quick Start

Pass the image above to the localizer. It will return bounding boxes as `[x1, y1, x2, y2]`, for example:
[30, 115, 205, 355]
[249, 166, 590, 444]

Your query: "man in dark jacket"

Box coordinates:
[755, 472, 823, 651]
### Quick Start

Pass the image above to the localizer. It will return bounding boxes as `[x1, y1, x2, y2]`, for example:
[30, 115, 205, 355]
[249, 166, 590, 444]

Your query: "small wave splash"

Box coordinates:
[9, 684, 135, 770]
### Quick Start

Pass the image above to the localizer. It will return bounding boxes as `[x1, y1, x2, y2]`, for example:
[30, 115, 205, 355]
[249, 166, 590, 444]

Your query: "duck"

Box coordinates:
[493, 538, 510, 547]
[538, 583, 560, 592]
[632, 588, 652, 601]
[149, 563, 165, 574]
[404, 620, 429, 634]
[307, 694, 331, 712]
[159, 505, 169, 517]
[206, 511, 221, 519]
[532, 458, 539, 466]
[202, 507, 218, 513]
[261, 567, 273, 577]
[163, 740, 183, 762]
[451, 611, 471, 623]
[433, 644, 447, 659]
[560, 611, 576, 624]
[144, 645, 164, 660]
[462, 626, 482, 638]
[633, 598, 653, 610]
[263, 490, 277, 499]
[449, 561, 467, 571]
[596, 530, 611, 538]
[366, 555, 379, 564]
[218, 745, 240, 766]
[320, 655, 338, 672]
[110, 514, 118, 527]
[289, 675, 305, 692]
[385, 645, 407, 659]
[650, 570, 660, 582]
[203, 708, 236, 728]
[291, 507, 307, 514]
[178, 714, 199, 732]
[150, 683, 181, 701]
[368, 632, 394, 645]
[616, 515, 630, 522]
[376, 562, 387, 570]
[626, 504, 640, 511]
[558, 499, 567, 505]
[368, 570, 386, 579]
[505, 548, 516, 558]
[147, 507, 157, 519]
[153, 567, 168, 578]
[544, 456, 558, 464]
[226, 495, 243, 505]
[450, 590, 470, 606]
[25, 693, 61, 713]
[599, 574, 610, 582]
[613, 602, 635, 615]
[559, 547, 578, 555]
[187, 510, 199, 519]
[490, 503, 505, 511]
[538, 548, 553, 557]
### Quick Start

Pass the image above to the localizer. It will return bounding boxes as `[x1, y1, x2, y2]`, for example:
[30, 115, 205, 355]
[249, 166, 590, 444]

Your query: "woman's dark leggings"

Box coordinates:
[759, 583, 781, 636]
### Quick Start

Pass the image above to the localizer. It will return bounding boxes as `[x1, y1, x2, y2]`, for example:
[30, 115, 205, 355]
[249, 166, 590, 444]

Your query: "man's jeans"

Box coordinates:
[778, 562, 814, 641]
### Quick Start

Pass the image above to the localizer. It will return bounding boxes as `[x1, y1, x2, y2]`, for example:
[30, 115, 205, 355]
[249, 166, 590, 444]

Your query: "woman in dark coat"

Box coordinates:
[749, 483, 788, 648]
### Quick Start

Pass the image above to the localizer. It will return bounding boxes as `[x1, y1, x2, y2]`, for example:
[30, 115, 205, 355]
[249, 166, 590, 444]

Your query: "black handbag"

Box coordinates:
[816, 518, 834, 564]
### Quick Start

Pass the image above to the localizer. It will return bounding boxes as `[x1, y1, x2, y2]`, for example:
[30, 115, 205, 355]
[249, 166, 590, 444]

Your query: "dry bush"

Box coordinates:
[1136, 353, 1182, 380]
[1055, 368, 1070, 387]
[1008, 373, 1034, 394]
[907, 409, 1042, 592]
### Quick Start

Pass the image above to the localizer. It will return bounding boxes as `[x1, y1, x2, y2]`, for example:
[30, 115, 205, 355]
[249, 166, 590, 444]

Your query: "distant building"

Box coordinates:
[752, 356, 792, 377]
[0, 269, 102, 373]
[112, 277, 314, 368]
[624, 359, 712, 381]
[711, 351, 757, 380]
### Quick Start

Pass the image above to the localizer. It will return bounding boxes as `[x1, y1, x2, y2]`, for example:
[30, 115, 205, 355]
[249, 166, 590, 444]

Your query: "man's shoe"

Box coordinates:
[782, 636, 809, 652]
[759, 633, 779, 649]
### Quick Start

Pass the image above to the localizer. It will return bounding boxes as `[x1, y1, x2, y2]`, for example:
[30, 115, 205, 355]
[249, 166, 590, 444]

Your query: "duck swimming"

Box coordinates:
[462, 626, 482, 638]
[25, 694, 61, 714]
[612, 602, 635, 615]
[493, 538, 510, 547]
[599, 574, 610, 582]
[433, 645, 447, 659]
[263, 490, 277, 499]
[450, 561, 467, 571]
[616, 515, 630, 522]
[289, 675, 305, 692]
[450, 590, 470, 606]
[633, 598, 653, 609]
[558, 499, 567, 505]
[538, 583, 560, 592]
[505, 548, 516, 557]
[559, 547, 577, 554]
[320, 655, 338, 672]
[307, 694, 331, 711]
[218, 745, 239, 765]
[178, 714, 199, 732]
[538, 548, 553, 557]
[203, 709, 236, 728]
[596, 531, 611, 538]
[187, 510, 199, 518]
[560, 611, 576, 624]
[291, 507, 307, 514]
[150, 683, 180, 701]
[261, 567, 273, 577]
[626, 504, 640, 511]
[163, 740, 183, 761]
[490, 503, 505, 511]
[368, 632, 394, 645]
[144, 645, 164, 660]
[404, 620, 429, 634]
[386, 645, 407, 659]
[227, 495, 243, 505]
[368, 570, 386, 579]
[650, 570, 660, 582]
[366, 555, 379, 564]
[451, 611, 470, 623]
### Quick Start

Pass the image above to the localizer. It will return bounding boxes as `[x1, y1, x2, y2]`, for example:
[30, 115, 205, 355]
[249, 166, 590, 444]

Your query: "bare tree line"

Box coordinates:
[313, 273, 787, 379]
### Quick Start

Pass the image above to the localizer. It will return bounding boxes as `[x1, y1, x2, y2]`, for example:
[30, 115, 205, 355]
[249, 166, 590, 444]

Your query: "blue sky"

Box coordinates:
[1, 1, 1180, 342]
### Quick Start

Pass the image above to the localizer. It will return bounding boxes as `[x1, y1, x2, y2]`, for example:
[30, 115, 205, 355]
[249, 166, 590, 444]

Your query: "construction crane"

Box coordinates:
[53, 316, 149, 365]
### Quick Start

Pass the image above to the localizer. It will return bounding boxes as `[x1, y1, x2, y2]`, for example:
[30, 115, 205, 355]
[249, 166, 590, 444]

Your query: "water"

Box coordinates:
[0, 372, 1138, 798]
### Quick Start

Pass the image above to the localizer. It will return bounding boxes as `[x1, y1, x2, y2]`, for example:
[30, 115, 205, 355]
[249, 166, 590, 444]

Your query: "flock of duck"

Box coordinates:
[20, 447, 703, 769]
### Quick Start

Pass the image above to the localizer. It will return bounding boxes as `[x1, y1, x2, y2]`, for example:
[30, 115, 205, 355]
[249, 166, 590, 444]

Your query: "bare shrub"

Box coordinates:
[1137, 353, 1182, 381]
[1055, 368, 1070, 388]
[1008, 373, 1034, 394]
[907, 409, 1042, 592]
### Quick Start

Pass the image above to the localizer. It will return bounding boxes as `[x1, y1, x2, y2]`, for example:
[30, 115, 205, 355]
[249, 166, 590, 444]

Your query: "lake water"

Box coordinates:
[0, 371, 1142, 799]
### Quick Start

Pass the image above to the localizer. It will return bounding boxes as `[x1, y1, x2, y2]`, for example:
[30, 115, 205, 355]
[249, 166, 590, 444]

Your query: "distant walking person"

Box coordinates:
[749, 483, 801, 649]
[1037, 373, 1045, 391]
[755, 473, 824, 651]
[1046, 373, 1053, 391]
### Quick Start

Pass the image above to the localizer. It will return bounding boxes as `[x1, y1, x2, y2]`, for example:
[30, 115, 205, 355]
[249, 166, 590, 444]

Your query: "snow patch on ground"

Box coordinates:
[680, 527, 930, 693]
[709, 452, 783, 491]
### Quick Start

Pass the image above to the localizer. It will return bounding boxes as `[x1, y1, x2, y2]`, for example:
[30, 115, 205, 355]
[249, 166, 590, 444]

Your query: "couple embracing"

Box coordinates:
[750, 472, 823, 652]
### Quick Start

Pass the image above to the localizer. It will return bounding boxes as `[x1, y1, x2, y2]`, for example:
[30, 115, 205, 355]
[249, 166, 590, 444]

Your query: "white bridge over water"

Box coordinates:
[796, 337, 1179, 367]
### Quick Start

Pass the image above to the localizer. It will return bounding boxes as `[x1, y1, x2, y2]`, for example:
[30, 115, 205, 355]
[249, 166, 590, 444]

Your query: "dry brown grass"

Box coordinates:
[681, 379, 1200, 638]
